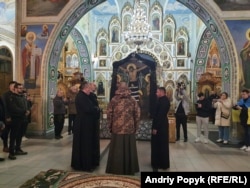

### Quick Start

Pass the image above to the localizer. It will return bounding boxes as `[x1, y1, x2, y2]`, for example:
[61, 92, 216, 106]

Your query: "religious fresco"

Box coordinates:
[226, 20, 250, 90]
[14, 0, 233, 134]
[206, 40, 221, 69]
[113, 54, 155, 120]
[214, 0, 250, 11]
[21, 24, 54, 89]
[164, 26, 173, 42]
[0, 0, 240, 136]
[27, 0, 69, 17]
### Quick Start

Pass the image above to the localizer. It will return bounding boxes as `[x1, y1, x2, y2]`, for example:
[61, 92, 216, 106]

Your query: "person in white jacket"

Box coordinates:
[213, 92, 232, 144]
[174, 82, 190, 142]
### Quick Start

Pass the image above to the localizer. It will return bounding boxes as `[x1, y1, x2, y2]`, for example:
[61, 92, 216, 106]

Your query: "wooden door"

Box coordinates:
[0, 47, 13, 96]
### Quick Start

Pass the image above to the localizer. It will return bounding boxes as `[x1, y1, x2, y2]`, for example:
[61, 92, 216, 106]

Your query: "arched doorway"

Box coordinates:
[0, 47, 13, 96]
[38, 0, 236, 135]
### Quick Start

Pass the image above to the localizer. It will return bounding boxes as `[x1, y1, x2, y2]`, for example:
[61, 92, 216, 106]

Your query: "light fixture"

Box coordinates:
[124, 0, 152, 51]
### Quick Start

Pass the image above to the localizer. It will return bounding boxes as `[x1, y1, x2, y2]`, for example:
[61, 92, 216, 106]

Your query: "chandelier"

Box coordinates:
[125, 0, 152, 50]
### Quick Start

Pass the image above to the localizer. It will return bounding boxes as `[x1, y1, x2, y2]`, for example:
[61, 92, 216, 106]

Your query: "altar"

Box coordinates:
[100, 116, 176, 143]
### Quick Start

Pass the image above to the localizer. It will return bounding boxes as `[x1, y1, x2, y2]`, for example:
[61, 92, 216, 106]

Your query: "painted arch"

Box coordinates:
[44, 0, 236, 131]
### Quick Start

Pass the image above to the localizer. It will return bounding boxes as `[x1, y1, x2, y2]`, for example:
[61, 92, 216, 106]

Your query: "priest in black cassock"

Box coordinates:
[151, 87, 170, 172]
[71, 81, 99, 172]
[89, 82, 101, 167]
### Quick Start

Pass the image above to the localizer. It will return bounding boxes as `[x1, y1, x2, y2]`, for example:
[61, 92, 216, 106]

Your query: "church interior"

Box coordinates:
[1, 0, 248, 136]
[1, 0, 250, 186]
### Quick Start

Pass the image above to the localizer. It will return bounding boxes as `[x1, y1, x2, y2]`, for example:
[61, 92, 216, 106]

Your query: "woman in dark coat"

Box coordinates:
[71, 81, 99, 172]
[151, 87, 170, 171]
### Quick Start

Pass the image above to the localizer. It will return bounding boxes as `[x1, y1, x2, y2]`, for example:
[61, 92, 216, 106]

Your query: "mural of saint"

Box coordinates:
[164, 27, 172, 42]
[99, 40, 107, 56]
[152, 15, 160, 30]
[123, 15, 131, 31]
[111, 28, 119, 43]
[240, 39, 250, 88]
[177, 59, 184, 67]
[22, 31, 42, 89]
[99, 60, 106, 67]
[21, 25, 27, 37]
[177, 39, 185, 55]
[41, 24, 49, 37]
[212, 55, 219, 67]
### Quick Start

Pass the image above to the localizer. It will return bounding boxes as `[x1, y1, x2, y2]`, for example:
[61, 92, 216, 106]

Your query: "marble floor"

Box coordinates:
[0, 123, 250, 188]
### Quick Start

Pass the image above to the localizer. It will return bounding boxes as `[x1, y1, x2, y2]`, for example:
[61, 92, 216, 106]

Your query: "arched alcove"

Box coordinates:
[40, 0, 236, 135]
[0, 46, 13, 95]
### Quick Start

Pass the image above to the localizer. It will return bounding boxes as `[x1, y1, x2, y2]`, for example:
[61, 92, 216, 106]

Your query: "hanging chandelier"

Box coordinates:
[124, 0, 152, 50]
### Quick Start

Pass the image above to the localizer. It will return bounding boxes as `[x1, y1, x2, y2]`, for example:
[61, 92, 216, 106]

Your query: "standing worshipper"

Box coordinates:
[174, 82, 190, 142]
[8, 83, 30, 160]
[234, 89, 250, 151]
[1, 81, 16, 152]
[23, 92, 33, 140]
[213, 92, 232, 144]
[53, 90, 68, 139]
[106, 82, 140, 175]
[67, 85, 78, 135]
[151, 87, 170, 172]
[71, 81, 99, 172]
[20, 87, 32, 141]
[208, 90, 220, 124]
[195, 92, 211, 144]
[89, 82, 101, 166]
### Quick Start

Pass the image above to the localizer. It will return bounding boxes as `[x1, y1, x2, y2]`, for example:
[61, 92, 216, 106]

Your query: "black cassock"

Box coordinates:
[151, 95, 170, 169]
[71, 91, 98, 171]
[89, 92, 101, 166]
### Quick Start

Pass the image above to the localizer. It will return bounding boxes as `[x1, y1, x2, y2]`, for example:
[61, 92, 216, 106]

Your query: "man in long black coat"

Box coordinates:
[71, 81, 99, 172]
[151, 87, 170, 171]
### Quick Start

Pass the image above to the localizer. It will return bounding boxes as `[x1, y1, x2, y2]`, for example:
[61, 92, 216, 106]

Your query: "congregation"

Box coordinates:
[0, 79, 250, 175]
[0, 81, 31, 161]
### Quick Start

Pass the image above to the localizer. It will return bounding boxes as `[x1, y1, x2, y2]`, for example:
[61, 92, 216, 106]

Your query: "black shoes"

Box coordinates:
[55, 135, 63, 139]
[8, 150, 27, 159]
[15, 149, 28, 155]
[0, 157, 5, 161]
[8, 154, 16, 160]
[184, 138, 188, 142]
